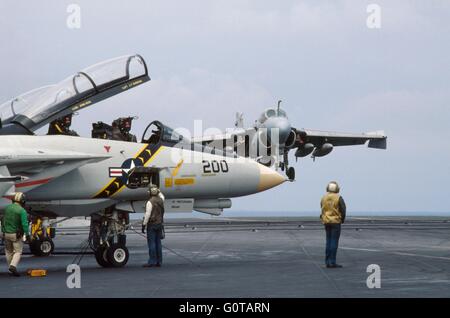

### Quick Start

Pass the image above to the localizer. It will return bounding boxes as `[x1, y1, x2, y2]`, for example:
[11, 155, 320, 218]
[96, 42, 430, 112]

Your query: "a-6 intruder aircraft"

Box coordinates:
[193, 100, 387, 181]
[0, 55, 287, 267]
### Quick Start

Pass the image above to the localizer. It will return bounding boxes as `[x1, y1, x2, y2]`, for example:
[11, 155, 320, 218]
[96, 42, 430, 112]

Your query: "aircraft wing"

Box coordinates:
[193, 126, 387, 150]
[296, 129, 387, 149]
[0, 151, 111, 175]
[0, 150, 111, 195]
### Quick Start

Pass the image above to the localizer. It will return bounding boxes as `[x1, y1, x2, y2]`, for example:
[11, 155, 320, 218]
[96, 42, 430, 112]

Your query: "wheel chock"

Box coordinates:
[27, 269, 47, 277]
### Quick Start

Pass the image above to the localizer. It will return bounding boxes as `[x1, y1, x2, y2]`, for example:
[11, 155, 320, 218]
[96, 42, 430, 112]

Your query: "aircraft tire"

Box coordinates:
[287, 167, 295, 181]
[106, 243, 129, 268]
[30, 238, 54, 257]
[95, 246, 111, 268]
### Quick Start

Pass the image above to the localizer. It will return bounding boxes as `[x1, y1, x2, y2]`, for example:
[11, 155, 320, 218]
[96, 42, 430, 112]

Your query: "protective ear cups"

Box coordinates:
[13, 192, 26, 204]
[148, 184, 160, 196]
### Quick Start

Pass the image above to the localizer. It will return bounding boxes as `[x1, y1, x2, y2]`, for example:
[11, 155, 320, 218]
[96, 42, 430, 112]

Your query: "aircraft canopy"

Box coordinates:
[0, 54, 149, 134]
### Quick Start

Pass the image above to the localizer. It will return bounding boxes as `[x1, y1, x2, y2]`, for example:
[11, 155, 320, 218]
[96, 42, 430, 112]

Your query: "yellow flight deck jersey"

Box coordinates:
[320, 192, 346, 224]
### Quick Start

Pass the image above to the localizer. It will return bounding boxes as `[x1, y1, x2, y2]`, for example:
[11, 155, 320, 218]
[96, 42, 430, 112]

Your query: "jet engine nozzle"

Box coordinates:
[285, 129, 297, 148]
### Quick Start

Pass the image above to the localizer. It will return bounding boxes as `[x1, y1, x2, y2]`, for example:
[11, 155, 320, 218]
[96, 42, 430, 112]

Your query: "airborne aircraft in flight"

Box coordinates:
[193, 100, 387, 181]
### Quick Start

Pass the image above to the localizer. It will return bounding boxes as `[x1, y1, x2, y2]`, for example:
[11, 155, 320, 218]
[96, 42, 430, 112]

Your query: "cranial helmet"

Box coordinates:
[12, 192, 26, 205]
[326, 181, 340, 193]
[113, 117, 132, 133]
[149, 184, 160, 196]
[58, 114, 72, 128]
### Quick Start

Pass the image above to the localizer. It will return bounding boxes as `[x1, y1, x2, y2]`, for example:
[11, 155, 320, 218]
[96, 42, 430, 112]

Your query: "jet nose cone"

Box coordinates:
[257, 164, 288, 192]
[264, 117, 292, 145]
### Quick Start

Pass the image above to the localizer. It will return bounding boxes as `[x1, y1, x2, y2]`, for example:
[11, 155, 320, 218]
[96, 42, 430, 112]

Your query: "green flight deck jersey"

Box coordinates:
[1, 203, 29, 235]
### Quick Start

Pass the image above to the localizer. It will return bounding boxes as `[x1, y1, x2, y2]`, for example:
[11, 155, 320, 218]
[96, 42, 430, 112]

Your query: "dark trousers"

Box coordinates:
[146, 223, 163, 265]
[324, 224, 341, 266]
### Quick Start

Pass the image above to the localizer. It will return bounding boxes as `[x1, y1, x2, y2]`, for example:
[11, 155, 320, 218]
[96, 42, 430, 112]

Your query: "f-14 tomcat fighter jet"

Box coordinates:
[193, 100, 387, 181]
[0, 55, 287, 267]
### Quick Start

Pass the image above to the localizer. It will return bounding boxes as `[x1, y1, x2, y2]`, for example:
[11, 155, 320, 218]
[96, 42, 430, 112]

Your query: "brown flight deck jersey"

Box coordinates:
[148, 196, 165, 225]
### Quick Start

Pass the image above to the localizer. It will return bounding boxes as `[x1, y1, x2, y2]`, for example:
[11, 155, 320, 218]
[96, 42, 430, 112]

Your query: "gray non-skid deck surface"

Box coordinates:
[0, 217, 449, 297]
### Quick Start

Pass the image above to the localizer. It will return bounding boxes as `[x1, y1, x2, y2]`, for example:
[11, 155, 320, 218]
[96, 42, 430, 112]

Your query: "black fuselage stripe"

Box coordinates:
[94, 143, 160, 198]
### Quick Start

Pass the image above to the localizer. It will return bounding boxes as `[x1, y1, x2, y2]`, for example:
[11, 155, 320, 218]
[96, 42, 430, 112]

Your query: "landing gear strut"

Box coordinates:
[89, 208, 130, 268]
[283, 152, 296, 181]
[29, 217, 55, 257]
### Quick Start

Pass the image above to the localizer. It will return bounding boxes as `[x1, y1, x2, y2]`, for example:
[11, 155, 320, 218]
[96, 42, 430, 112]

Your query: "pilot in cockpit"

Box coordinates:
[47, 114, 79, 136]
[112, 117, 137, 142]
[91, 116, 137, 142]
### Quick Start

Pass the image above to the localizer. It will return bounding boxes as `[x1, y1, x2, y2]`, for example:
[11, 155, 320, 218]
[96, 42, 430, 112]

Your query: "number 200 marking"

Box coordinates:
[203, 160, 229, 173]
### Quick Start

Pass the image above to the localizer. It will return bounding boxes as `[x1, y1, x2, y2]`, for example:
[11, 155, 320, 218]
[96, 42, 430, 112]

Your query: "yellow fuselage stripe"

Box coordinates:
[172, 159, 184, 177]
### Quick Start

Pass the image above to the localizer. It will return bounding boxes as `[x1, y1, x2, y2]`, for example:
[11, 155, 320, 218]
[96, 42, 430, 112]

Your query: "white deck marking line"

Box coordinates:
[216, 217, 265, 222]
[341, 247, 450, 261]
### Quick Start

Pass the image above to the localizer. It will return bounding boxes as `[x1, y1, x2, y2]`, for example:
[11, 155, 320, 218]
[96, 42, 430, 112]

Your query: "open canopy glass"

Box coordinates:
[0, 54, 149, 135]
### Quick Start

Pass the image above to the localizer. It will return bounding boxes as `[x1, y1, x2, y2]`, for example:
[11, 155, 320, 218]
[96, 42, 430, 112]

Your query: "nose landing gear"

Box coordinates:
[286, 167, 295, 181]
[29, 217, 55, 257]
[281, 152, 295, 181]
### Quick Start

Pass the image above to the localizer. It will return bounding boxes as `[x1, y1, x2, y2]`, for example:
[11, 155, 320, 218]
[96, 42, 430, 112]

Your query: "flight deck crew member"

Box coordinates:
[320, 181, 346, 268]
[47, 114, 79, 136]
[1, 193, 29, 276]
[142, 185, 165, 268]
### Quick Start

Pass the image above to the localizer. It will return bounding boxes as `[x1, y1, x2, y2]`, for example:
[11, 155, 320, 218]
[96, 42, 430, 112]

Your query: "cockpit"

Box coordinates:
[258, 107, 288, 125]
[142, 120, 185, 146]
[0, 54, 149, 135]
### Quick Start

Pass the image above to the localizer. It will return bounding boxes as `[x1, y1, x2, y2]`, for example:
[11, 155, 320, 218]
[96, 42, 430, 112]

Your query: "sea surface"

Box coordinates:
[130, 210, 450, 220]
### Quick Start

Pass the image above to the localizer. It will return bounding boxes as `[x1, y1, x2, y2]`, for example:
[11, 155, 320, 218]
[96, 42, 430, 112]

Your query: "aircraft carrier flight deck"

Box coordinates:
[1, 216, 449, 298]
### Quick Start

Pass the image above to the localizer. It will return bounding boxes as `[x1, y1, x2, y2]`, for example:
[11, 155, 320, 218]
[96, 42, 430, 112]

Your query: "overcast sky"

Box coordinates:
[0, 1, 449, 215]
